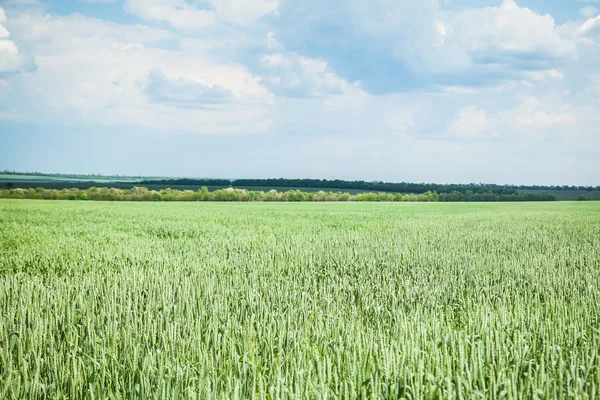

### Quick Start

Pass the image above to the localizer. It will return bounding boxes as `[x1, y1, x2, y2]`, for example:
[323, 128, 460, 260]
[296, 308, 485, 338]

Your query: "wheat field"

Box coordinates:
[1, 200, 599, 399]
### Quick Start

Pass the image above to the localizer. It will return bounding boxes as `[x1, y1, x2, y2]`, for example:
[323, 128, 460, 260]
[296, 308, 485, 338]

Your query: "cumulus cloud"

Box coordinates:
[124, 0, 278, 29]
[0, 11, 271, 134]
[124, 0, 216, 30]
[440, 0, 574, 71]
[2, 0, 600, 184]
[0, 6, 23, 72]
[270, 0, 443, 92]
[272, 0, 576, 93]
[259, 51, 349, 97]
[590, 74, 600, 93]
[446, 95, 581, 142]
[142, 69, 233, 106]
[1, 0, 599, 148]
[580, 6, 598, 19]
[514, 97, 576, 128]
[7, 11, 174, 45]
[212, 0, 279, 25]
[579, 15, 600, 41]
[448, 106, 496, 138]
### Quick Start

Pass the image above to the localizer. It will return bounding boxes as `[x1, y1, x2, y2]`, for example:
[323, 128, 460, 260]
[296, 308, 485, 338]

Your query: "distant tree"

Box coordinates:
[338, 192, 351, 201]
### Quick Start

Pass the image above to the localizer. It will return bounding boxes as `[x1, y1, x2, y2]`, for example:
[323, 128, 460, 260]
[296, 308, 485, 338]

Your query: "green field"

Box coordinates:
[1, 200, 599, 398]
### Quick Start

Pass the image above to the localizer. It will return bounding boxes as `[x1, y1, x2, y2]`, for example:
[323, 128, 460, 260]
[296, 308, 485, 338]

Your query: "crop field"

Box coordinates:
[1, 200, 599, 399]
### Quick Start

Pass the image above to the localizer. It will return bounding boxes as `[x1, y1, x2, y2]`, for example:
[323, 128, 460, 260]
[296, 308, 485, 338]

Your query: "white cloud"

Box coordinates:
[522, 69, 564, 82]
[212, 0, 279, 25]
[257, 32, 363, 99]
[441, 0, 574, 69]
[581, 6, 598, 18]
[0, 40, 20, 71]
[378, 107, 415, 136]
[8, 12, 174, 45]
[1, 0, 600, 185]
[446, 95, 581, 142]
[124, 0, 279, 29]
[260, 51, 350, 97]
[514, 97, 576, 128]
[351, 0, 574, 73]
[347, 0, 452, 72]
[141, 69, 233, 106]
[448, 106, 495, 138]
[590, 74, 600, 92]
[579, 15, 600, 41]
[2, 0, 599, 148]
[124, 0, 216, 30]
[0, 7, 23, 72]
[1, 11, 272, 134]
[442, 86, 480, 94]
[273, 0, 578, 91]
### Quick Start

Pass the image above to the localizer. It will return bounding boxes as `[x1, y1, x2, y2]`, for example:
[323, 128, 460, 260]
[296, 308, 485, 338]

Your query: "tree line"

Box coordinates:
[4, 171, 597, 193]
[0, 187, 556, 202]
[0, 170, 152, 181]
[138, 178, 597, 194]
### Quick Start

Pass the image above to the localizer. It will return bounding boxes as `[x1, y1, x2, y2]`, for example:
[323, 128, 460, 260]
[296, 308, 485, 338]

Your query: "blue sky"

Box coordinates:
[1, 0, 599, 185]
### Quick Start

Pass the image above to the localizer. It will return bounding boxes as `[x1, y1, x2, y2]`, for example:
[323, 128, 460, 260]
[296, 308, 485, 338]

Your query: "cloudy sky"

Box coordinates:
[0, 0, 599, 184]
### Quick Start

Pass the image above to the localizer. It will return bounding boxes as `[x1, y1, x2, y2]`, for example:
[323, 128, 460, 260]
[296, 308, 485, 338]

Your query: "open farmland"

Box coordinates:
[1, 200, 599, 398]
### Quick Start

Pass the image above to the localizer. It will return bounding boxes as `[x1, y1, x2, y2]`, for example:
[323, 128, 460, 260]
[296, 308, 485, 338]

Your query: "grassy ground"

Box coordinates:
[1, 201, 599, 398]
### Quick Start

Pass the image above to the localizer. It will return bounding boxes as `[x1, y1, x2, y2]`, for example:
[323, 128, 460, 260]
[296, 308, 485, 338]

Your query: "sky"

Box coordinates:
[0, 0, 599, 185]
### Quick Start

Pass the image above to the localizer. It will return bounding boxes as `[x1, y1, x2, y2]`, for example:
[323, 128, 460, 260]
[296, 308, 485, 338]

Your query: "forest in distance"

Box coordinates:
[0, 186, 557, 202]
[2, 171, 599, 194]
[3, 172, 599, 201]
[137, 177, 600, 194]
